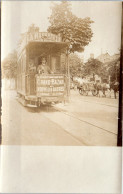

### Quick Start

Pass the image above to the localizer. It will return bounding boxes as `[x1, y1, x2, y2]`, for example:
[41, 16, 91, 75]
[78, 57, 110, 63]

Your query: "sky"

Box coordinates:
[1, 1, 122, 62]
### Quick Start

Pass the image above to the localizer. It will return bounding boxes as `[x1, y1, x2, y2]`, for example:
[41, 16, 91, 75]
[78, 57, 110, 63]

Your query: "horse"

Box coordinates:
[94, 83, 104, 97]
[110, 81, 119, 99]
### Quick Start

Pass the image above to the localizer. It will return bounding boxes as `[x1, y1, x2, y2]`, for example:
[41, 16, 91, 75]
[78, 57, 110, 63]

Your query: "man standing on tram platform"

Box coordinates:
[38, 57, 51, 74]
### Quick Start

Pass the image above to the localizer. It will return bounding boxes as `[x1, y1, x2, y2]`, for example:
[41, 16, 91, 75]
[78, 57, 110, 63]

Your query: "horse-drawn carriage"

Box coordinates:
[78, 82, 97, 96]
[77, 79, 119, 98]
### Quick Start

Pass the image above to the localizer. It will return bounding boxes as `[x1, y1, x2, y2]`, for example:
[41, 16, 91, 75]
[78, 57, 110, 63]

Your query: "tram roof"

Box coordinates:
[17, 25, 70, 57]
[27, 41, 69, 58]
[18, 41, 69, 58]
[28, 40, 68, 45]
[18, 38, 69, 58]
[27, 41, 69, 49]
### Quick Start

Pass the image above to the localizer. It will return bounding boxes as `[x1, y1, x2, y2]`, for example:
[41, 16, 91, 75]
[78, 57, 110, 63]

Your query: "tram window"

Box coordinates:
[23, 54, 26, 72]
[18, 60, 20, 73]
[61, 54, 66, 73]
[18, 60, 21, 73]
[21, 58, 23, 72]
[20, 57, 23, 73]
[51, 56, 60, 73]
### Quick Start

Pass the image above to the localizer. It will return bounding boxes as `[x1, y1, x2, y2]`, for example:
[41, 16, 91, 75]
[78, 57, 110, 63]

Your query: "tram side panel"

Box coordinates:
[17, 49, 27, 97]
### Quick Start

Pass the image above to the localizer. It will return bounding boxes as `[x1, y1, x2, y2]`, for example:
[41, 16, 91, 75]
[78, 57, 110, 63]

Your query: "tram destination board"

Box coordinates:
[36, 75, 65, 97]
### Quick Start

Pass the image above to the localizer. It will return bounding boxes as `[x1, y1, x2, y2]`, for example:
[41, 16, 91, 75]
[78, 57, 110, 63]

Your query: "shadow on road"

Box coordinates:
[25, 104, 59, 113]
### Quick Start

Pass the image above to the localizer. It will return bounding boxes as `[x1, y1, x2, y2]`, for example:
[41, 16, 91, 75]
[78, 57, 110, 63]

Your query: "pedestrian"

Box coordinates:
[106, 83, 111, 98]
[102, 83, 106, 97]
[113, 81, 119, 99]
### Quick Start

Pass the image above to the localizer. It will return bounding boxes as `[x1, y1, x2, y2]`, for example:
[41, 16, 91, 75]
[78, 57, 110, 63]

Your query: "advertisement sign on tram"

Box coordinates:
[36, 75, 65, 97]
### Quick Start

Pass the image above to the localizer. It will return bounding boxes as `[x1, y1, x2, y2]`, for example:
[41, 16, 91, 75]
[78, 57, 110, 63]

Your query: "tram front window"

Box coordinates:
[37, 56, 61, 74]
[51, 56, 60, 74]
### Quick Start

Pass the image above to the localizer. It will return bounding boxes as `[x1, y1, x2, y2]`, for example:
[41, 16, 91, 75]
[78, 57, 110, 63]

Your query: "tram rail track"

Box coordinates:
[70, 96, 118, 108]
[53, 106, 118, 136]
[75, 99, 118, 108]
[17, 95, 118, 143]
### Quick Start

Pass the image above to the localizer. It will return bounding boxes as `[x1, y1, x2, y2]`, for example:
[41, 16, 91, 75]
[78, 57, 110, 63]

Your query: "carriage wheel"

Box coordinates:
[92, 89, 97, 96]
[79, 89, 84, 95]
[84, 90, 88, 96]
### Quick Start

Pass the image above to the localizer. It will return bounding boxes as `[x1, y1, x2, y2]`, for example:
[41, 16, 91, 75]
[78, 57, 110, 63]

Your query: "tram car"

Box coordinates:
[17, 25, 69, 107]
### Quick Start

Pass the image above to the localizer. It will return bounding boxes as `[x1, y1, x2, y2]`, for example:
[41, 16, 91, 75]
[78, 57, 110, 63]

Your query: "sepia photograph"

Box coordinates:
[1, 1, 122, 146]
[0, 1, 122, 194]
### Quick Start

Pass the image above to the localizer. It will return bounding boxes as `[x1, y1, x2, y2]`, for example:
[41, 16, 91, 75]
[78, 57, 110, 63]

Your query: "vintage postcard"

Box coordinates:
[0, 1, 122, 193]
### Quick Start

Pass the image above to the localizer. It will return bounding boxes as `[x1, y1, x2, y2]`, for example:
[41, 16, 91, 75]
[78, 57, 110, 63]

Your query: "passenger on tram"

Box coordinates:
[37, 57, 51, 74]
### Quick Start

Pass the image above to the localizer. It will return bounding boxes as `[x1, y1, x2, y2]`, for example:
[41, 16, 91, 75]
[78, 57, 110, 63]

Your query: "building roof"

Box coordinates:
[97, 52, 110, 59]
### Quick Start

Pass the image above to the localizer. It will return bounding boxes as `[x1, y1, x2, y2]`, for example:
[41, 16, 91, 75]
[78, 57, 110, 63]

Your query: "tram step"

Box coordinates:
[17, 97, 27, 107]
[26, 104, 37, 108]
[18, 98, 38, 107]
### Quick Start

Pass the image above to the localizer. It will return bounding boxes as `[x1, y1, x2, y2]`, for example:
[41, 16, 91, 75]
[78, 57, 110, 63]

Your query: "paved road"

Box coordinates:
[2, 91, 84, 145]
[1, 90, 118, 146]
[55, 90, 118, 145]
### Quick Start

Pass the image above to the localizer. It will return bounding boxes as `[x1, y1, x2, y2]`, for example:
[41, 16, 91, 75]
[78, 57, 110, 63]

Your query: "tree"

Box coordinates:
[107, 57, 120, 82]
[48, 1, 94, 53]
[2, 50, 17, 79]
[69, 53, 83, 77]
[84, 58, 104, 78]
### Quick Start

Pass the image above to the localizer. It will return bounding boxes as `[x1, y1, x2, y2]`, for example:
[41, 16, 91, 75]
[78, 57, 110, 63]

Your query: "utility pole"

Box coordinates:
[66, 44, 72, 102]
[66, 49, 70, 102]
[116, 62, 119, 82]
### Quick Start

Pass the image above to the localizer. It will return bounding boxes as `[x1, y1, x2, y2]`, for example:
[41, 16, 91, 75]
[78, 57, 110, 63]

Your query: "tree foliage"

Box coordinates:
[83, 57, 120, 83]
[69, 53, 83, 77]
[84, 58, 104, 77]
[2, 50, 17, 79]
[48, 1, 94, 53]
[107, 57, 120, 82]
